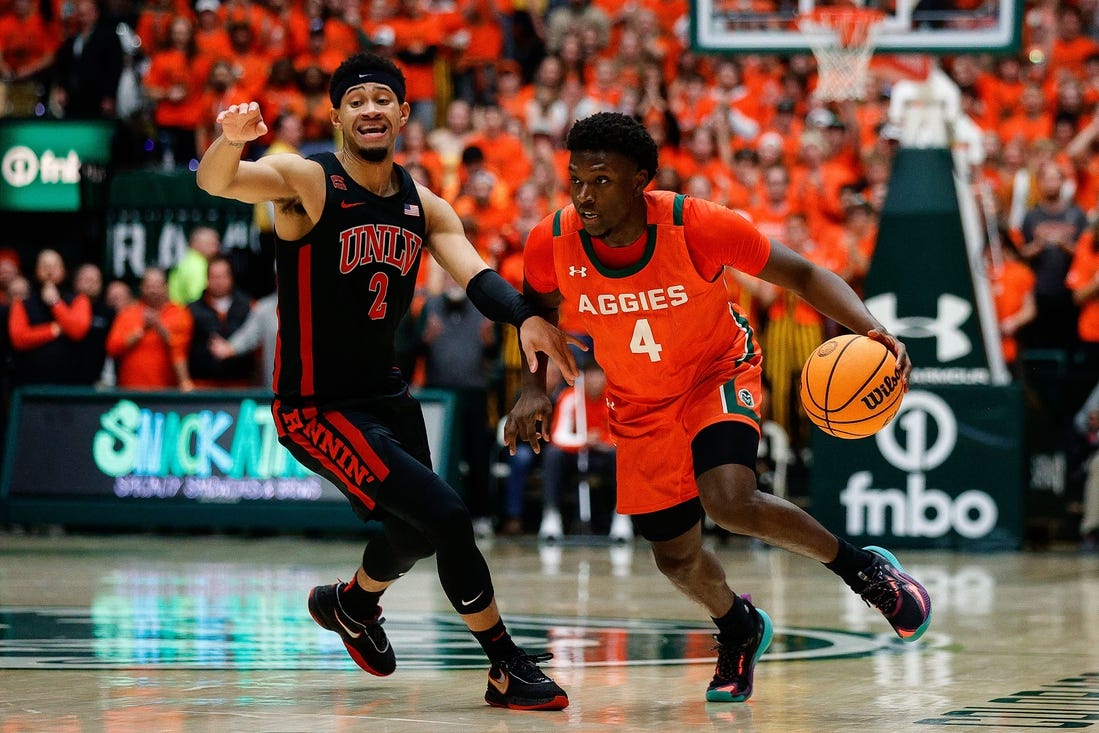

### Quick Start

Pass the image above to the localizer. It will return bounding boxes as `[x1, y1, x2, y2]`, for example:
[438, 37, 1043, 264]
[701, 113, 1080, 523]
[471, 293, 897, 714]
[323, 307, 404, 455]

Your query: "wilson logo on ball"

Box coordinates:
[860, 370, 901, 410]
[800, 335, 905, 439]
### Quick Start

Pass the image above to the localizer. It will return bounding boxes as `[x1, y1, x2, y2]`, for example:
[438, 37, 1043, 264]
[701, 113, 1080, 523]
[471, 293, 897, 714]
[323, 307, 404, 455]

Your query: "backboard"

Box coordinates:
[691, 0, 1022, 54]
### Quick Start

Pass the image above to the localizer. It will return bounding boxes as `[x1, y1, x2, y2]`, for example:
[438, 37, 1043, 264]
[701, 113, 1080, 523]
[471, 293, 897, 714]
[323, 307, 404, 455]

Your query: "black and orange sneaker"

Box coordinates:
[858, 546, 932, 642]
[705, 600, 774, 703]
[484, 651, 569, 710]
[308, 581, 396, 676]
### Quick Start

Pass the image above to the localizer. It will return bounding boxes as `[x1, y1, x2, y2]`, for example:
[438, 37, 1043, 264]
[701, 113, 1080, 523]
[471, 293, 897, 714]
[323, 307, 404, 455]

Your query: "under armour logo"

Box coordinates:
[569, 266, 588, 277]
[866, 293, 972, 362]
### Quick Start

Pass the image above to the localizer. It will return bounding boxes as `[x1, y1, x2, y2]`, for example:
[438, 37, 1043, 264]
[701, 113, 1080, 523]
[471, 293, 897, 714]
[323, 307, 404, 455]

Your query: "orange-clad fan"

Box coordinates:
[262, 0, 310, 61]
[1067, 229, 1099, 348]
[999, 83, 1055, 145]
[673, 127, 737, 207]
[193, 0, 233, 61]
[259, 58, 308, 125]
[297, 64, 337, 151]
[135, 0, 192, 53]
[1050, 5, 1099, 81]
[747, 163, 801, 243]
[293, 25, 345, 76]
[388, 0, 445, 125]
[8, 249, 92, 386]
[220, 21, 270, 100]
[0, 0, 57, 85]
[978, 55, 1026, 124]
[465, 105, 533, 186]
[106, 268, 195, 391]
[195, 59, 249, 154]
[144, 16, 209, 162]
[451, 0, 504, 105]
[986, 243, 1037, 368]
[453, 170, 515, 264]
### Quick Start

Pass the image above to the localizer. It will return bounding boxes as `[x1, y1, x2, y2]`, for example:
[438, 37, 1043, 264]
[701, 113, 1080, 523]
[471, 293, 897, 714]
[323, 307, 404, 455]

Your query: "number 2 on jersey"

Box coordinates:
[629, 318, 663, 362]
[368, 272, 388, 319]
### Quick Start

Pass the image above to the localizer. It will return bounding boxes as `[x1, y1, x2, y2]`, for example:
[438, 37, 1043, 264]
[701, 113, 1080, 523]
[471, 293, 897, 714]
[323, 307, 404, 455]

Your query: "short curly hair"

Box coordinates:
[565, 112, 659, 185]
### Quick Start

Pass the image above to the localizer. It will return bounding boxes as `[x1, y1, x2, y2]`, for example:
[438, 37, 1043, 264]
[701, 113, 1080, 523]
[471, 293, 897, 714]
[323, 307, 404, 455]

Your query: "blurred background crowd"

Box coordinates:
[0, 0, 1098, 545]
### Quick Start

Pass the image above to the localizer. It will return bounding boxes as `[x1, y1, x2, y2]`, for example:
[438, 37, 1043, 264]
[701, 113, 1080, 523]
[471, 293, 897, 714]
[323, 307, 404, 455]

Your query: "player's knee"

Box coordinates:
[421, 494, 475, 547]
[651, 543, 699, 582]
[698, 469, 761, 531]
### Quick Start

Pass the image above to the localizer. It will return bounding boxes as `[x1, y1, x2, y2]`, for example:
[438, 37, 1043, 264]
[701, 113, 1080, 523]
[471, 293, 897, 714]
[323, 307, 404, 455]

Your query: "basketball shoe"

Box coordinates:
[308, 581, 396, 676]
[705, 600, 774, 703]
[858, 546, 932, 642]
[484, 651, 569, 710]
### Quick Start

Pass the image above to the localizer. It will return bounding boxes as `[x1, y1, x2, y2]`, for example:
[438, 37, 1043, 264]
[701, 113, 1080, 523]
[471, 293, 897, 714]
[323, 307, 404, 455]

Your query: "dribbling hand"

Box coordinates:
[216, 101, 268, 144]
[504, 389, 555, 455]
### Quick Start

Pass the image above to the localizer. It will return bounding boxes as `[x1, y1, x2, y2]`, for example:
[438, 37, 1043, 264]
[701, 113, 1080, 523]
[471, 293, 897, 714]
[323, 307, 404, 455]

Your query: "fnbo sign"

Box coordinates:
[0, 120, 115, 212]
[812, 385, 1023, 550]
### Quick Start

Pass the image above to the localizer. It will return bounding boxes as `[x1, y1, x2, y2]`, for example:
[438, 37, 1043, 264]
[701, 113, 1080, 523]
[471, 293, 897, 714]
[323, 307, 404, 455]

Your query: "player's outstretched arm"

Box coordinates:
[196, 102, 311, 206]
[420, 185, 584, 385]
[757, 239, 911, 387]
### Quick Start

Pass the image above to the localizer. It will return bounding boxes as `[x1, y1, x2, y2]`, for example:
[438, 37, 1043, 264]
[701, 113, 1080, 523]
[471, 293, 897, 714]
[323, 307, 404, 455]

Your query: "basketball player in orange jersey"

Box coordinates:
[197, 53, 578, 711]
[505, 112, 933, 703]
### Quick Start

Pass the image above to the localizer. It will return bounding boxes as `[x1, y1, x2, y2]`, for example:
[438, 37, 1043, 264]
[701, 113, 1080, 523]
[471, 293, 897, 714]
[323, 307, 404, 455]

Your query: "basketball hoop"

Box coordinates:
[797, 7, 885, 101]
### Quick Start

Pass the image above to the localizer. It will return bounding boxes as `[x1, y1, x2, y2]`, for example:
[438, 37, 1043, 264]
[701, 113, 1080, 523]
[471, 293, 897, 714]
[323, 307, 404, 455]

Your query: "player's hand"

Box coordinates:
[867, 328, 911, 391]
[504, 389, 555, 455]
[216, 101, 268, 144]
[518, 316, 587, 385]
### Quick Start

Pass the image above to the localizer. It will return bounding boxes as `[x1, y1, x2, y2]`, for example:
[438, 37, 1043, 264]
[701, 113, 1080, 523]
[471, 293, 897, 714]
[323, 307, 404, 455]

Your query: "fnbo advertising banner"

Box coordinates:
[812, 385, 1023, 550]
[0, 120, 115, 212]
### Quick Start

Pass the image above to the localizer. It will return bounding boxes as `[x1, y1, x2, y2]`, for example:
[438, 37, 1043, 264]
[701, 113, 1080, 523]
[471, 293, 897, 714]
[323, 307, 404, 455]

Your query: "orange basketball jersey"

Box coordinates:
[531, 192, 763, 407]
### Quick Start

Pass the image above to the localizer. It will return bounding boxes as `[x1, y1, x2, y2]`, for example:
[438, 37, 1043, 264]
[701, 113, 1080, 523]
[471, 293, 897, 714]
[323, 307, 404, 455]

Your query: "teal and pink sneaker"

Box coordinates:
[705, 598, 774, 703]
[859, 546, 933, 642]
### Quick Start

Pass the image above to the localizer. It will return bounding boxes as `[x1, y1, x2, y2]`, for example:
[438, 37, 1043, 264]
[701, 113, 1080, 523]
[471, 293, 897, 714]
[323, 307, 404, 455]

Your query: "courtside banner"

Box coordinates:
[0, 119, 115, 212]
[104, 169, 257, 281]
[0, 388, 455, 529]
[810, 384, 1024, 550]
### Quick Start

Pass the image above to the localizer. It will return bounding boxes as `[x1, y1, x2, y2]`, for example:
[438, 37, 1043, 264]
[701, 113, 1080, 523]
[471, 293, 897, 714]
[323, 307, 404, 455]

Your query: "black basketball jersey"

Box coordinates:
[274, 154, 426, 405]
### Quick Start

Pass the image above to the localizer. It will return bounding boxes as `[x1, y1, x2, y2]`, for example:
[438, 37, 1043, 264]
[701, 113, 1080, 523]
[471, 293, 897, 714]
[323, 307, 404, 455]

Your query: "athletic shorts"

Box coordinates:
[609, 356, 763, 515]
[271, 392, 432, 520]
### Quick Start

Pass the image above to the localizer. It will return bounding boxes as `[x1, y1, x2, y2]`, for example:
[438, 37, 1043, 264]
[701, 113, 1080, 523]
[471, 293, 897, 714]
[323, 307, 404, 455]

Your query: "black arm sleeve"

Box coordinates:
[465, 269, 537, 329]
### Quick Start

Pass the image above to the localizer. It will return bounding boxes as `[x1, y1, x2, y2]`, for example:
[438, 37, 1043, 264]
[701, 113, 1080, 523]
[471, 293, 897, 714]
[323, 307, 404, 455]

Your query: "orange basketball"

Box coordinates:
[799, 334, 904, 439]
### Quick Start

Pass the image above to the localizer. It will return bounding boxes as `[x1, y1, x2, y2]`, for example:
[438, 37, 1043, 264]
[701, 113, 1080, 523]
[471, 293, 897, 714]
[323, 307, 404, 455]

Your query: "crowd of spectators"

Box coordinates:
[2, 0, 1099, 539]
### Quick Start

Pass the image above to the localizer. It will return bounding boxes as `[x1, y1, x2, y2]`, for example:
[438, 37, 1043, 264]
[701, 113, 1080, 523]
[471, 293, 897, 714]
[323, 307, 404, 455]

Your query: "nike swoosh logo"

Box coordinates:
[489, 670, 509, 694]
[334, 614, 362, 639]
[460, 590, 484, 607]
[341, 201, 366, 208]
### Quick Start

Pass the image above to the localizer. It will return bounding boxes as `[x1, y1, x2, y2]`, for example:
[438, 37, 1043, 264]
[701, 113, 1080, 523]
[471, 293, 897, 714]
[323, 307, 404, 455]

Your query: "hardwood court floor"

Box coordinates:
[1, 532, 1097, 732]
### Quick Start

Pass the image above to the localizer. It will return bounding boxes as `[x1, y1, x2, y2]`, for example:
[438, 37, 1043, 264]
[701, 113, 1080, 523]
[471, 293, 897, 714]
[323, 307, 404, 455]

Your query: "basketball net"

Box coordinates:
[797, 7, 885, 101]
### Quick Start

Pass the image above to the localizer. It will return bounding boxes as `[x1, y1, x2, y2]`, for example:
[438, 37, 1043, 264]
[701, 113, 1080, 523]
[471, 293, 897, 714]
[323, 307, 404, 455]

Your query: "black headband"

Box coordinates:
[329, 71, 406, 107]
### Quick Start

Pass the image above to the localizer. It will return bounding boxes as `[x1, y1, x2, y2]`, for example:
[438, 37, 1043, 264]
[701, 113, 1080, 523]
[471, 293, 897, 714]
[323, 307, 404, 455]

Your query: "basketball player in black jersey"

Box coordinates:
[196, 53, 579, 711]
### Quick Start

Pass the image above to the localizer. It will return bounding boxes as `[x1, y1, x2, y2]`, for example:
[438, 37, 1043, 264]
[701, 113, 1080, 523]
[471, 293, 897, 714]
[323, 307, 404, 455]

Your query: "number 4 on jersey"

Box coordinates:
[630, 318, 663, 362]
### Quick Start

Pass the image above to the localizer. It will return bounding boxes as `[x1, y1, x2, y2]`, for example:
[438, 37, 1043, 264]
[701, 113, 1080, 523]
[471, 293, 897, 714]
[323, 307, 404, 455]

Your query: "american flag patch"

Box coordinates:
[403, 203, 420, 217]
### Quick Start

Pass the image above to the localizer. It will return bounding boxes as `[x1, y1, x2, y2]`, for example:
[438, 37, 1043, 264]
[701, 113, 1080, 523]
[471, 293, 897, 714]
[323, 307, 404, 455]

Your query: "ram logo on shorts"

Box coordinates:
[738, 388, 755, 408]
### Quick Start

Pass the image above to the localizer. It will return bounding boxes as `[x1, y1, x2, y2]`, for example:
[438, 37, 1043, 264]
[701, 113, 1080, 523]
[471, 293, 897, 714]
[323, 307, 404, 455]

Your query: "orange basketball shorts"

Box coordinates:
[608, 357, 763, 515]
